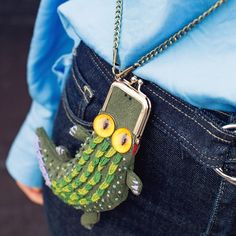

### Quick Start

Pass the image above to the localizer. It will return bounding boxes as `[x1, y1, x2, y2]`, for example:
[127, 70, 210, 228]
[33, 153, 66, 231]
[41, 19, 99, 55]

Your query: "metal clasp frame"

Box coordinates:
[214, 124, 236, 185]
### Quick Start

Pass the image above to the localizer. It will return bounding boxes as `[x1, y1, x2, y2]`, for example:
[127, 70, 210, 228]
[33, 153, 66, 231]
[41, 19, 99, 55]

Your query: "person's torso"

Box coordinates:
[58, 0, 236, 112]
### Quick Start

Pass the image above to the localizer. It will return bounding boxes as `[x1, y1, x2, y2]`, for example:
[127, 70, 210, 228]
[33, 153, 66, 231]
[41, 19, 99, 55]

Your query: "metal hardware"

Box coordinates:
[112, 0, 227, 78]
[83, 85, 93, 99]
[113, 63, 141, 80]
[123, 75, 144, 93]
[101, 80, 151, 142]
[214, 168, 236, 185]
[214, 123, 236, 185]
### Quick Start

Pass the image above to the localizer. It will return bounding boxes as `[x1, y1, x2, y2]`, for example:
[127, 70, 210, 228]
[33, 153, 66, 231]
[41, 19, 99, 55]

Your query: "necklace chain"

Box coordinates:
[112, 0, 226, 78]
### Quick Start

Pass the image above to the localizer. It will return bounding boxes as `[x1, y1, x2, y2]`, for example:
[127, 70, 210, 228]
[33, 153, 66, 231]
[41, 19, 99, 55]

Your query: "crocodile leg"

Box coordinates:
[126, 170, 143, 196]
[80, 212, 100, 230]
[69, 124, 92, 142]
[55, 145, 71, 162]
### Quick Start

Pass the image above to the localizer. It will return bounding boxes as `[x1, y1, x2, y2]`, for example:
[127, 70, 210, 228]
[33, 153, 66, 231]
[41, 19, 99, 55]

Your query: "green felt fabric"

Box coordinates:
[36, 83, 144, 229]
[105, 86, 143, 132]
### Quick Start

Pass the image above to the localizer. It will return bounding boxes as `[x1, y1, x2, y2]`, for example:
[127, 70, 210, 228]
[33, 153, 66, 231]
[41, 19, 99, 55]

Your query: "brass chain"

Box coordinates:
[113, 0, 123, 68]
[112, 0, 226, 78]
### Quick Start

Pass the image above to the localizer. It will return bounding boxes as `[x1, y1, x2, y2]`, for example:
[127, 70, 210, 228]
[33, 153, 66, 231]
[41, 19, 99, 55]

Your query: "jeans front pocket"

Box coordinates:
[62, 59, 95, 128]
[51, 63, 94, 156]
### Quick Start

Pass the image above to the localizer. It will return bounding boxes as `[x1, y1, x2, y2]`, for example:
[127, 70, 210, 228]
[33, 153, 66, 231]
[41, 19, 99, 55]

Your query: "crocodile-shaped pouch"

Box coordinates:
[36, 77, 151, 229]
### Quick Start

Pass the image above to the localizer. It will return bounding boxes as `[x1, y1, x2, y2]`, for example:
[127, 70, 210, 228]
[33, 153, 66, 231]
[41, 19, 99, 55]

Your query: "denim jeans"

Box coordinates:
[42, 41, 236, 236]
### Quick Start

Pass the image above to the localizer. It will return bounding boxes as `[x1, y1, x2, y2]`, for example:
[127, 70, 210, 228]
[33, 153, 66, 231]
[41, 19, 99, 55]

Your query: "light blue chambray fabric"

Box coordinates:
[6, 0, 236, 187]
[6, 0, 74, 187]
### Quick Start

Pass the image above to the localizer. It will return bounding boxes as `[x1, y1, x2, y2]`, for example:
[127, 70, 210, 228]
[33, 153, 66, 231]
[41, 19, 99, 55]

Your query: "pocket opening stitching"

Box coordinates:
[147, 86, 233, 143]
[62, 89, 93, 128]
[151, 118, 223, 169]
[147, 84, 236, 139]
[85, 48, 112, 84]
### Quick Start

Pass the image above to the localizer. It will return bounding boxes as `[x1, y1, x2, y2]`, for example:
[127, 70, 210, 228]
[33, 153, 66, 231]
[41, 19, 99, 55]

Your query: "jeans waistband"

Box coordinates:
[74, 41, 236, 175]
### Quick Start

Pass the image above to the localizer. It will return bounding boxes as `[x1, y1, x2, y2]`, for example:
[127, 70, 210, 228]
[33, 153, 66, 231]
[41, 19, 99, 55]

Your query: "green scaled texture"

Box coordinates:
[35, 83, 145, 229]
[36, 127, 130, 213]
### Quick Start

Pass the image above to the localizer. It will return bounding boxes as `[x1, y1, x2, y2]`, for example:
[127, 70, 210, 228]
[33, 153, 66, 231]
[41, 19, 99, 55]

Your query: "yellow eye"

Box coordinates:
[93, 113, 115, 137]
[111, 128, 132, 153]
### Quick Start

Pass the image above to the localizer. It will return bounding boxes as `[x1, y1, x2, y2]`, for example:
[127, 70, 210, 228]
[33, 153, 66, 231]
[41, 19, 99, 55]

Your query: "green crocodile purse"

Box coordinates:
[36, 78, 151, 229]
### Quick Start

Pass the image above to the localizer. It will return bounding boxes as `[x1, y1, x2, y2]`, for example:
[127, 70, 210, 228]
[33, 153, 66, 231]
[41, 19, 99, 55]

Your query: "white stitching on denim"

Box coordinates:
[71, 67, 85, 95]
[213, 110, 231, 118]
[147, 87, 232, 144]
[91, 50, 114, 78]
[149, 83, 236, 139]
[151, 83, 235, 138]
[153, 115, 226, 163]
[62, 95, 77, 126]
[62, 89, 93, 128]
[85, 49, 111, 83]
[71, 67, 94, 104]
[151, 119, 221, 168]
[153, 115, 218, 160]
[224, 164, 235, 175]
[204, 180, 226, 235]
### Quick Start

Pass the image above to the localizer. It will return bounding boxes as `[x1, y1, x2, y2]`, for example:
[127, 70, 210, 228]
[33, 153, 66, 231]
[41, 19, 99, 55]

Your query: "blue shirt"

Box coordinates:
[6, 0, 236, 187]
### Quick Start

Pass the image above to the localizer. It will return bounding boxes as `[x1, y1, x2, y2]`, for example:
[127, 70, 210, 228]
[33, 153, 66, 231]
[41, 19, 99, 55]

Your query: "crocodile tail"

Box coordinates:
[36, 127, 62, 187]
